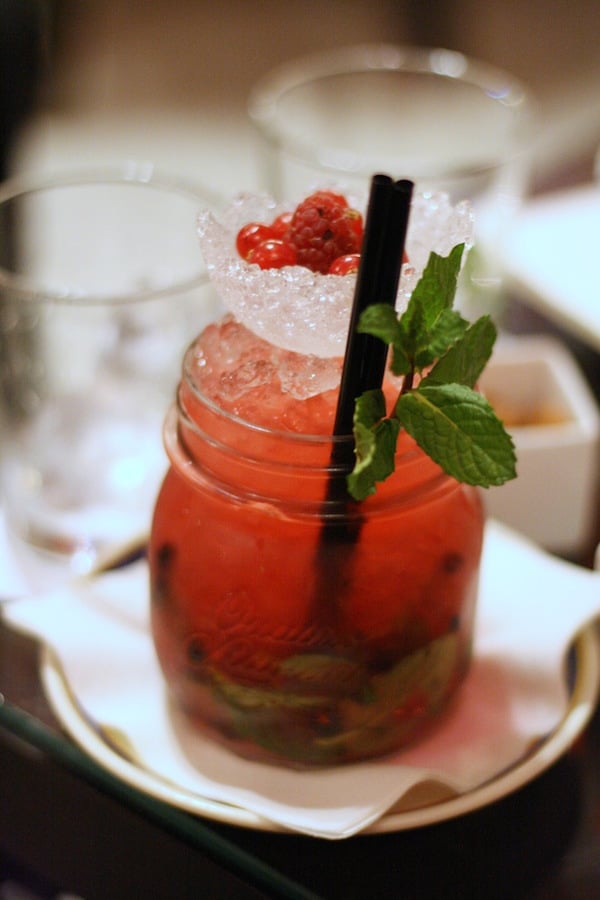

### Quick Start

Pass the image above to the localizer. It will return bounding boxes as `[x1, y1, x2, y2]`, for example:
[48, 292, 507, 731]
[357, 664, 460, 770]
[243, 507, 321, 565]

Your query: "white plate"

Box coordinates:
[505, 184, 600, 351]
[41, 625, 600, 834]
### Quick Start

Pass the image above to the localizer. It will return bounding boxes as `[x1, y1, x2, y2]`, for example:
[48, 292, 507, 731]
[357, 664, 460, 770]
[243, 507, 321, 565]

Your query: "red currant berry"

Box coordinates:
[328, 253, 361, 276]
[236, 222, 275, 260]
[270, 211, 293, 239]
[247, 239, 298, 269]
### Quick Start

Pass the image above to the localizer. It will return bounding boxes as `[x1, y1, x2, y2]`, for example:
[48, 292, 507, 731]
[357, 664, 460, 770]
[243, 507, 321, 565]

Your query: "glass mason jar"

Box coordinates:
[148, 337, 485, 768]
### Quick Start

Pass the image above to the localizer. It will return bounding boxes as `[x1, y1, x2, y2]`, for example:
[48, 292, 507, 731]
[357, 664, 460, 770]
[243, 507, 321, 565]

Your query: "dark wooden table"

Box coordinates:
[1, 612, 599, 899]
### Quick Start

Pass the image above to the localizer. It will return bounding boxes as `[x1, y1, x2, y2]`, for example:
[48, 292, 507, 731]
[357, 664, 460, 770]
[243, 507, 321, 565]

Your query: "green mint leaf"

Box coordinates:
[348, 390, 400, 501]
[347, 242, 517, 497]
[356, 303, 402, 345]
[354, 387, 387, 427]
[397, 244, 466, 372]
[395, 383, 517, 487]
[422, 315, 497, 388]
[415, 308, 469, 368]
[400, 244, 464, 333]
[279, 653, 369, 696]
[357, 304, 412, 377]
[356, 246, 467, 377]
[348, 418, 401, 500]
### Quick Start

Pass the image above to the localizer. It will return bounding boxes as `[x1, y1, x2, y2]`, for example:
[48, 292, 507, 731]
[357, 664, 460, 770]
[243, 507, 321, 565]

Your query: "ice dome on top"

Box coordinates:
[197, 190, 474, 359]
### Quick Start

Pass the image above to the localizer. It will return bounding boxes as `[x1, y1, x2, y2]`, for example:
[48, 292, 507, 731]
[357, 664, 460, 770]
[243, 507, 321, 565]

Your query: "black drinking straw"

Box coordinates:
[332, 174, 413, 451]
[315, 175, 413, 618]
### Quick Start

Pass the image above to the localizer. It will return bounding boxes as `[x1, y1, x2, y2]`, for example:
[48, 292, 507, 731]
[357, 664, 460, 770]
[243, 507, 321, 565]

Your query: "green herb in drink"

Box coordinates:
[348, 243, 517, 500]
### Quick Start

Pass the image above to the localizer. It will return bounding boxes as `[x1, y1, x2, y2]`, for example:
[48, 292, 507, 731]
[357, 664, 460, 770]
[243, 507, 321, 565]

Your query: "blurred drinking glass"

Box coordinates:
[0, 166, 222, 585]
[248, 44, 537, 317]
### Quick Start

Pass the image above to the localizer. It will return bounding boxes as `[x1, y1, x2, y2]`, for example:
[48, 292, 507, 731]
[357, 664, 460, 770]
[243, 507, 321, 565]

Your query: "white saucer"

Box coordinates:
[41, 625, 600, 834]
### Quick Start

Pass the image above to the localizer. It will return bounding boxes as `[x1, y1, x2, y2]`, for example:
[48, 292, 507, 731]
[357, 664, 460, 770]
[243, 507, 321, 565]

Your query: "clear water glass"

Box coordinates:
[248, 44, 537, 317]
[0, 166, 222, 584]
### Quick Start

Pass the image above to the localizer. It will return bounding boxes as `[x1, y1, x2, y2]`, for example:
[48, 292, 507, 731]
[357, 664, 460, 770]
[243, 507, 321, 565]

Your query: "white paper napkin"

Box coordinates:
[3, 521, 600, 839]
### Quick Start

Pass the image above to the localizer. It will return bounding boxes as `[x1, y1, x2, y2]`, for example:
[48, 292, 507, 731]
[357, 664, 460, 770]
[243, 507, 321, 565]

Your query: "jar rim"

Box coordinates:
[181, 338, 356, 448]
[172, 340, 459, 511]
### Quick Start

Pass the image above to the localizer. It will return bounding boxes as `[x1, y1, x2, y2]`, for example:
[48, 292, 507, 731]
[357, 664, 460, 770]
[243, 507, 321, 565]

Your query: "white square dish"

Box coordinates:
[480, 335, 600, 557]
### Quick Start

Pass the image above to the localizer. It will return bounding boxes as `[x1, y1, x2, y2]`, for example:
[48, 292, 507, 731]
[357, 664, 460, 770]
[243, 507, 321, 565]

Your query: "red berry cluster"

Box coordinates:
[236, 190, 363, 276]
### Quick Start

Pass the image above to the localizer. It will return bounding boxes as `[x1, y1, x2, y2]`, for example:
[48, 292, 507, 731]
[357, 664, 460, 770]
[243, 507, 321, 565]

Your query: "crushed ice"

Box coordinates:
[197, 190, 474, 359]
[192, 315, 342, 402]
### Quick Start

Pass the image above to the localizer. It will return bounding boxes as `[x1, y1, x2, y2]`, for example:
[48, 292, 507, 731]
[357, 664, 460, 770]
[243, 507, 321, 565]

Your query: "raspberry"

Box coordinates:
[316, 189, 349, 208]
[288, 192, 363, 274]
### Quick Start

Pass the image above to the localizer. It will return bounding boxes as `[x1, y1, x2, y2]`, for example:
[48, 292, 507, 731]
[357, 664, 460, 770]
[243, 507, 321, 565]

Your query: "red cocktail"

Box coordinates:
[148, 315, 484, 767]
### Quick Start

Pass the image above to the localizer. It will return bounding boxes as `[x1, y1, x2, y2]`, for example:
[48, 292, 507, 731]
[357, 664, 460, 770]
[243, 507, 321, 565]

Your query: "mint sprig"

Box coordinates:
[347, 244, 517, 501]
